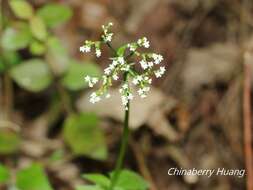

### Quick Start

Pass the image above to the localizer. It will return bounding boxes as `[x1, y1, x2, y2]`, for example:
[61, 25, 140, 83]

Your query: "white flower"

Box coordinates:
[138, 88, 144, 95]
[128, 43, 137, 51]
[84, 75, 90, 82]
[132, 78, 139, 85]
[80, 45, 90, 53]
[122, 84, 128, 90]
[90, 92, 101, 103]
[104, 33, 113, 42]
[105, 94, 111, 98]
[154, 71, 162, 78]
[118, 57, 125, 65]
[127, 93, 134, 100]
[148, 62, 153, 68]
[143, 87, 150, 92]
[112, 60, 118, 66]
[153, 54, 163, 64]
[121, 65, 130, 71]
[140, 60, 148, 70]
[137, 39, 142, 46]
[104, 67, 111, 75]
[160, 66, 166, 74]
[137, 75, 143, 81]
[91, 77, 98, 84]
[121, 96, 128, 106]
[112, 74, 119, 80]
[95, 49, 101, 57]
[137, 37, 150, 48]
[143, 37, 150, 48]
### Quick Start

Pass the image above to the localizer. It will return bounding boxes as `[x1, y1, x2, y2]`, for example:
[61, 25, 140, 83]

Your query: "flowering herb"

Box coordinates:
[79, 22, 165, 190]
[80, 22, 165, 110]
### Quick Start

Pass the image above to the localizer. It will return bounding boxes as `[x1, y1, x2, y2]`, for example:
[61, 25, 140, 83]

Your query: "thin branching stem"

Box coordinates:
[109, 72, 130, 190]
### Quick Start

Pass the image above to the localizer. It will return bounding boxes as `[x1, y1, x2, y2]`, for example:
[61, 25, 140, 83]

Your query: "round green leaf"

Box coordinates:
[76, 185, 103, 190]
[63, 113, 107, 160]
[82, 174, 110, 188]
[0, 164, 10, 184]
[0, 131, 20, 154]
[46, 37, 70, 75]
[1, 24, 32, 50]
[112, 170, 149, 190]
[16, 164, 53, 190]
[61, 60, 101, 91]
[10, 59, 52, 92]
[37, 3, 73, 28]
[29, 40, 46, 55]
[29, 16, 48, 41]
[9, 0, 34, 19]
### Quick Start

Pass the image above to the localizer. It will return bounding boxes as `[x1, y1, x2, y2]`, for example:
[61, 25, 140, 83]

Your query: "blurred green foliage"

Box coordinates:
[16, 164, 53, 190]
[0, 1, 148, 190]
[78, 170, 149, 190]
[63, 113, 107, 160]
[0, 164, 10, 184]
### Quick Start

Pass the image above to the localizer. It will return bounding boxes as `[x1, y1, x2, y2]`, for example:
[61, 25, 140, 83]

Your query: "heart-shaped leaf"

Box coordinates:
[111, 170, 149, 190]
[37, 3, 72, 28]
[63, 113, 107, 160]
[10, 59, 52, 92]
[82, 174, 110, 188]
[9, 0, 34, 19]
[46, 37, 70, 75]
[30, 16, 48, 41]
[0, 164, 10, 184]
[1, 23, 32, 50]
[61, 60, 101, 91]
[16, 164, 53, 190]
[76, 185, 103, 190]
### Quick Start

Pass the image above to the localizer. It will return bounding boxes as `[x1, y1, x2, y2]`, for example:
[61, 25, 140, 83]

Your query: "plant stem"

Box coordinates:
[109, 73, 130, 190]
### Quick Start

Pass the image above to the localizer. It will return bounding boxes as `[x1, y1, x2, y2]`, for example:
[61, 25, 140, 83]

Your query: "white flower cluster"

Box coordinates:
[80, 40, 101, 58]
[84, 76, 98, 87]
[119, 83, 133, 110]
[80, 23, 166, 110]
[102, 22, 114, 42]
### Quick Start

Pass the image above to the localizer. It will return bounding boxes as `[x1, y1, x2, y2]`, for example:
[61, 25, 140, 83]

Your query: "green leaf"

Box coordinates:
[63, 113, 107, 160]
[46, 37, 70, 75]
[3, 51, 21, 66]
[82, 174, 110, 188]
[0, 59, 4, 73]
[37, 3, 72, 28]
[111, 170, 149, 190]
[0, 51, 21, 73]
[117, 45, 127, 57]
[29, 40, 46, 55]
[0, 164, 10, 184]
[9, 0, 34, 19]
[61, 60, 101, 91]
[16, 164, 53, 190]
[0, 131, 20, 154]
[10, 59, 52, 92]
[29, 16, 48, 41]
[1, 23, 32, 50]
[76, 185, 103, 190]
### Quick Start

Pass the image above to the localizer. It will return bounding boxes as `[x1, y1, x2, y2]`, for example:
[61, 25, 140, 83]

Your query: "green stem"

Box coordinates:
[109, 73, 130, 190]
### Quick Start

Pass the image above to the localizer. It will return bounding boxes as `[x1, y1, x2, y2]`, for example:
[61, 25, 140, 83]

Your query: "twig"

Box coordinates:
[241, 1, 253, 189]
[243, 52, 253, 190]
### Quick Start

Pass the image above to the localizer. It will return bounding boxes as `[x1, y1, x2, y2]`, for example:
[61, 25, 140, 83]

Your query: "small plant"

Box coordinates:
[78, 23, 165, 190]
